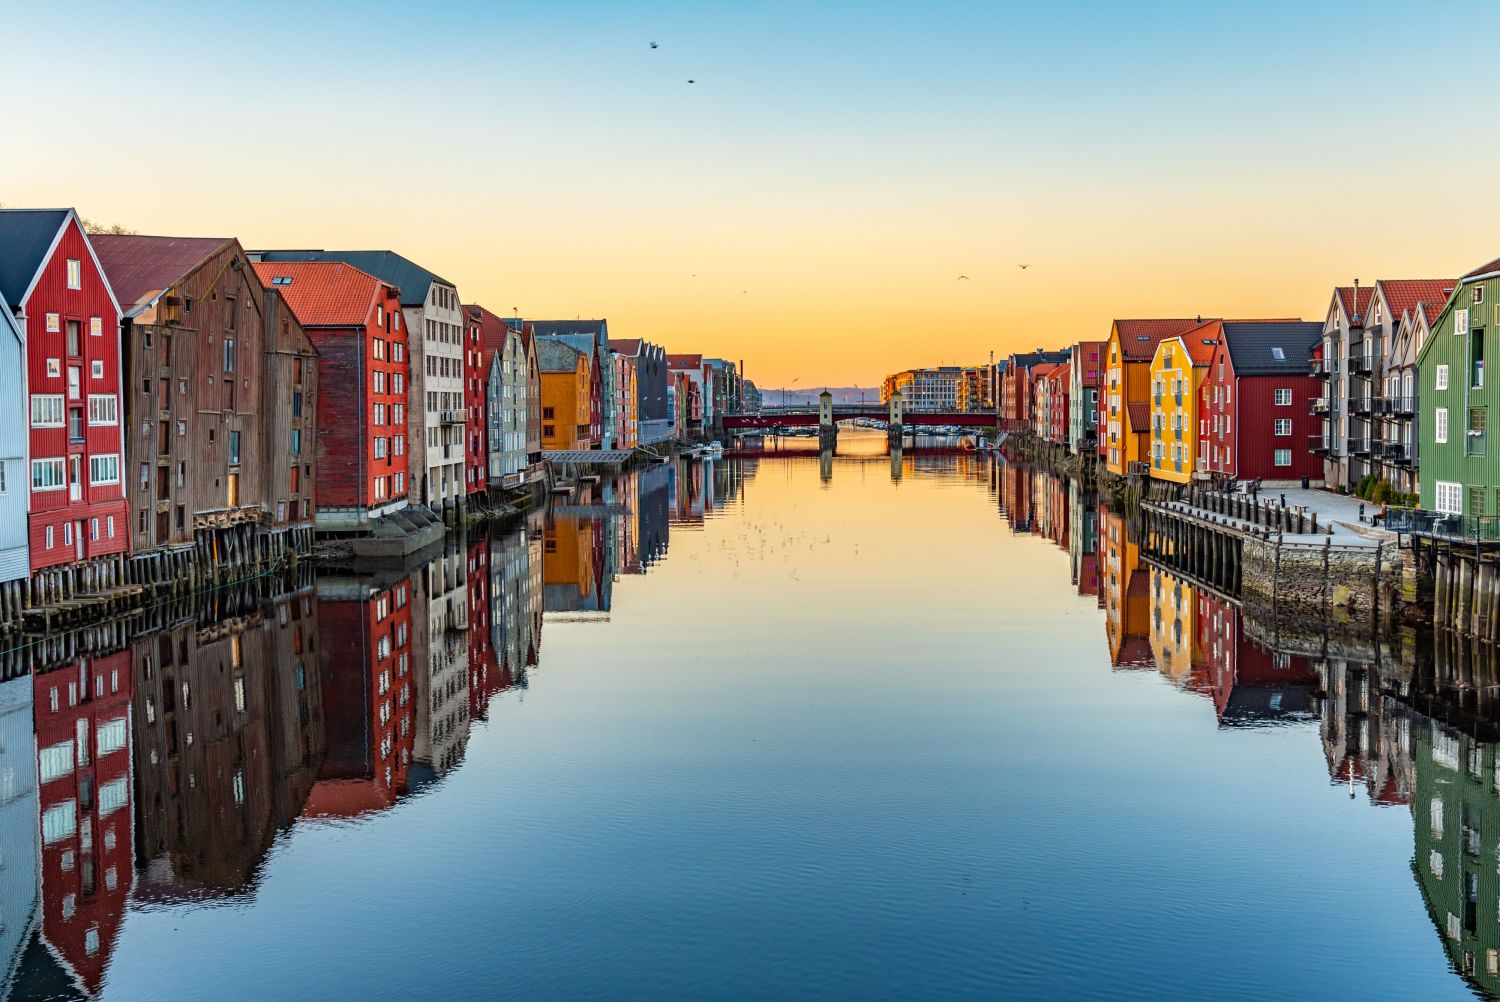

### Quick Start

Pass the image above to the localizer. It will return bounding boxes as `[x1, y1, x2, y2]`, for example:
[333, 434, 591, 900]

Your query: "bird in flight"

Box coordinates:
[688, 79, 696, 84]
[650, 41, 659, 49]
[1018, 264, 1030, 270]
[957, 275, 970, 281]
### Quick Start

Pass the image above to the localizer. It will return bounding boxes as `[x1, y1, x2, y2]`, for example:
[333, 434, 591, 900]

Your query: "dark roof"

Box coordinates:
[1221, 321, 1322, 376]
[529, 319, 607, 340]
[92, 234, 232, 317]
[253, 250, 453, 306]
[0, 208, 70, 305]
[609, 337, 643, 356]
[1008, 349, 1069, 370]
[1125, 402, 1150, 430]
[537, 339, 583, 372]
[464, 303, 523, 369]
[1464, 257, 1500, 280]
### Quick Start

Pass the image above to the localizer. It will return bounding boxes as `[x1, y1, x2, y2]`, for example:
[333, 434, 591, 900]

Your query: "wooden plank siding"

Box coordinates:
[259, 289, 319, 531]
[0, 296, 28, 584]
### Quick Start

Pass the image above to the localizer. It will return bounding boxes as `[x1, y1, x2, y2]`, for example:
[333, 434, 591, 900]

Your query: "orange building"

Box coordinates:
[1103, 319, 1204, 477]
[536, 340, 591, 451]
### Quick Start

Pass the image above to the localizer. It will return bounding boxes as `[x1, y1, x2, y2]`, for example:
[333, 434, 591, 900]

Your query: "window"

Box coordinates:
[224, 338, 236, 373]
[228, 430, 240, 465]
[1274, 388, 1292, 406]
[90, 360, 103, 380]
[374, 370, 387, 394]
[373, 339, 386, 360]
[97, 778, 128, 816]
[393, 434, 404, 456]
[89, 454, 120, 485]
[1477, 286, 1487, 304]
[30, 395, 64, 427]
[42, 802, 76, 844]
[90, 316, 102, 337]
[66, 258, 81, 289]
[1475, 328, 1486, 388]
[1437, 407, 1449, 444]
[1274, 449, 1292, 467]
[1438, 364, 1450, 390]
[1436, 480, 1464, 515]
[376, 304, 385, 327]
[271, 275, 293, 286]
[96, 717, 127, 756]
[39, 740, 74, 782]
[291, 428, 301, 455]
[44, 526, 53, 549]
[374, 437, 388, 459]
[31, 458, 66, 491]
[87, 394, 118, 425]
[1274, 419, 1292, 436]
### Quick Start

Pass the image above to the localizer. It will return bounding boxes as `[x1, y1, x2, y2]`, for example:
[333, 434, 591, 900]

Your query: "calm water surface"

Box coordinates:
[2, 430, 1491, 999]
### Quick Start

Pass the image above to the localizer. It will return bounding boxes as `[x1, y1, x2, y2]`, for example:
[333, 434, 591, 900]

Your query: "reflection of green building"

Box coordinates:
[1411, 710, 1500, 993]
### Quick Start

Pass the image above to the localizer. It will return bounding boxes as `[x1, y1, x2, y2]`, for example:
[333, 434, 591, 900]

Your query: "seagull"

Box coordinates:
[957, 275, 970, 281]
[650, 41, 659, 49]
[688, 79, 696, 84]
[1018, 264, 1030, 270]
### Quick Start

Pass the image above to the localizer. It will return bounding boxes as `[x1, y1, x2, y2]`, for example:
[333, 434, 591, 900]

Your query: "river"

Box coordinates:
[0, 429, 1491, 999]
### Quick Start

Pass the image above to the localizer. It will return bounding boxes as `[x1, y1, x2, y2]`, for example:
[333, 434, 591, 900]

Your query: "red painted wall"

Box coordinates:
[1199, 343, 1321, 481]
[464, 316, 486, 494]
[24, 218, 129, 570]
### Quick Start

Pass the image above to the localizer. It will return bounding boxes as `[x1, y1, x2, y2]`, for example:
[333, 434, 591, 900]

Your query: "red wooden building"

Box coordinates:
[33, 650, 135, 994]
[463, 308, 487, 496]
[251, 261, 409, 525]
[1197, 320, 1323, 486]
[0, 209, 129, 580]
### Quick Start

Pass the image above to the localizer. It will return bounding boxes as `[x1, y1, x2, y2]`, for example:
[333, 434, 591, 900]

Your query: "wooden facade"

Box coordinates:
[95, 236, 319, 570]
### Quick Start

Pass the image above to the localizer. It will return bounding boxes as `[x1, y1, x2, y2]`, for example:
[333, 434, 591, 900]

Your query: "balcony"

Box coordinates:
[1311, 358, 1339, 378]
[440, 409, 464, 425]
[1310, 396, 1330, 415]
[1349, 395, 1375, 416]
[1384, 395, 1416, 416]
[1309, 434, 1330, 454]
[1348, 436, 1373, 456]
[1382, 440, 1413, 464]
[1349, 354, 1374, 375]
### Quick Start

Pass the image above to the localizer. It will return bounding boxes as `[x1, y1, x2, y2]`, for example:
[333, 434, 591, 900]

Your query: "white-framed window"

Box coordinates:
[1477, 286, 1486, 305]
[1274, 419, 1292, 436]
[87, 394, 118, 425]
[1457, 308, 1470, 336]
[1274, 388, 1292, 406]
[97, 777, 128, 816]
[89, 454, 120, 485]
[65, 258, 81, 290]
[374, 437, 388, 459]
[1274, 449, 1292, 467]
[1436, 407, 1449, 444]
[44, 526, 53, 549]
[96, 717, 127, 756]
[1436, 480, 1464, 515]
[31, 458, 66, 491]
[1437, 364, 1450, 390]
[30, 395, 64, 427]
[90, 360, 103, 380]
[89, 316, 102, 336]
[42, 801, 76, 844]
[38, 740, 74, 782]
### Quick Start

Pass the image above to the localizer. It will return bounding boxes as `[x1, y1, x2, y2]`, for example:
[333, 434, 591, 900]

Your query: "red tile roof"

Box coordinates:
[1030, 362, 1061, 381]
[666, 353, 703, 368]
[251, 261, 390, 328]
[1114, 319, 1207, 361]
[609, 338, 643, 356]
[1335, 286, 1373, 323]
[1379, 278, 1456, 321]
[465, 303, 522, 369]
[92, 234, 232, 318]
[1125, 402, 1150, 430]
[1169, 319, 1224, 365]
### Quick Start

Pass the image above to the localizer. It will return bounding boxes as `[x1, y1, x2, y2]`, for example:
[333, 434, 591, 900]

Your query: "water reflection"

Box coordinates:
[10, 452, 1500, 997]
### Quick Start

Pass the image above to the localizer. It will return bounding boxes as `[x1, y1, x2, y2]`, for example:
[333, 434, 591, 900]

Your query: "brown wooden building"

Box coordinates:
[93, 236, 318, 567]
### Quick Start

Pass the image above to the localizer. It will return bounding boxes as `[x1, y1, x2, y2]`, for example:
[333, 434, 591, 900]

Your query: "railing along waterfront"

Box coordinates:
[1384, 507, 1500, 543]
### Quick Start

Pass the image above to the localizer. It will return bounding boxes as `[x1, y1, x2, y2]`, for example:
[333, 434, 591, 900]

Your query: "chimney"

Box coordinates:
[1353, 278, 1361, 323]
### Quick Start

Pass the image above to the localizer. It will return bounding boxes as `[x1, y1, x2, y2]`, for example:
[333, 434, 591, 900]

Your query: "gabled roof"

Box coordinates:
[1464, 256, 1500, 280]
[1030, 362, 1061, 380]
[1125, 402, 1150, 431]
[1221, 320, 1322, 376]
[666, 353, 703, 368]
[0, 208, 72, 306]
[1157, 319, 1224, 366]
[542, 332, 599, 362]
[252, 250, 453, 307]
[250, 261, 390, 328]
[609, 338, 643, 356]
[1334, 286, 1373, 324]
[0, 288, 20, 346]
[464, 303, 524, 368]
[92, 234, 233, 318]
[1112, 319, 1206, 361]
[537, 338, 584, 373]
[1379, 279, 1456, 322]
[1008, 349, 1070, 370]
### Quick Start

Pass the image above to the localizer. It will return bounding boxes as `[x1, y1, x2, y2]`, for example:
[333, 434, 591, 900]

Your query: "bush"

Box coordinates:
[1371, 479, 1392, 505]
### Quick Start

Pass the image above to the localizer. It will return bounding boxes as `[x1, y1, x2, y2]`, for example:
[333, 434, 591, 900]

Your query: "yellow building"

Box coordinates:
[1103, 319, 1204, 477]
[1148, 320, 1221, 485]
[537, 340, 591, 451]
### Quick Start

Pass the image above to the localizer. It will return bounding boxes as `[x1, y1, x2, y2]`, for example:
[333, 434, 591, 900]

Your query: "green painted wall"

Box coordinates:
[1417, 275, 1500, 513]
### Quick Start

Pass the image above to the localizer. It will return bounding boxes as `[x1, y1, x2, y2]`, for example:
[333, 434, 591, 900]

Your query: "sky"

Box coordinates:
[5, 0, 1498, 387]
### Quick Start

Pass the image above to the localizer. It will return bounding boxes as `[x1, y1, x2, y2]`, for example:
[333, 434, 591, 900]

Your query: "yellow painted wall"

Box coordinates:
[540, 356, 590, 450]
[1148, 337, 1204, 485]
[1103, 327, 1154, 477]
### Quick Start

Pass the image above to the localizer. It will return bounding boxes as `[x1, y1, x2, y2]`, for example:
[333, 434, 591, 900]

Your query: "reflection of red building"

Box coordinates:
[1196, 593, 1318, 725]
[463, 308, 488, 497]
[33, 651, 134, 994]
[305, 572, 415, 817]
[998, 462, 1034, 533]
[466, 535, 499, 722]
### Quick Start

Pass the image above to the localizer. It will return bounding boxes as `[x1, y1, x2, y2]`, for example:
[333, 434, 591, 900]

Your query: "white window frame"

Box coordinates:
[89, 453, 120, 486]
[1274, 448, 1292, 467]
[65, 259, 81, 290]
[30, 395, 64, 428]
[1436, 480, 1463, 515]
[1274, 388, 1293, 406]
[38, 740, 74, 783]
[1437, 364, 1450, 390]
[1274, 419, 1292, 436]
[42, 801, 77, 843]
[1436, 407, 1449, 444]
[31, 458, 66, 492]
[97, 777, 128, 816]
[95, 717, 127, 756]
[87, 394, 118, 426]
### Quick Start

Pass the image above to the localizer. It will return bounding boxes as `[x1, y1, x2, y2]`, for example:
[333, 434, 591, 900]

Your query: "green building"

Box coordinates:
[1417, 257, 1500, 516]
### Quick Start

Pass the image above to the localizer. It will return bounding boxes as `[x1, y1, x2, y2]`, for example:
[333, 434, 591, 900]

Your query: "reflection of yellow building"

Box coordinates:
[1149, 567, 1201, 682]
[1148, 322, 1219, 484]
[544, 516, 594, 600]
[1101, 507, 1151, 668]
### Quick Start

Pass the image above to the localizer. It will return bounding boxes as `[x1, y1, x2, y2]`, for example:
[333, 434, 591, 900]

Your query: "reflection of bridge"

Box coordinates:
[724, 405, 999, 431]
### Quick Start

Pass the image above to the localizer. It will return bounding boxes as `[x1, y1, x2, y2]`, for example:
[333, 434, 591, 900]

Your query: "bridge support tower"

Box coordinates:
[887, 390, 904, 447]
[818, 390, 838, 450]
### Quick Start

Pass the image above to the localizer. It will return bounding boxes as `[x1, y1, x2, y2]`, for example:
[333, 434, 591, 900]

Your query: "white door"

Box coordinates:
[69, 456, 81, 502]
[74, 521, 84, 560]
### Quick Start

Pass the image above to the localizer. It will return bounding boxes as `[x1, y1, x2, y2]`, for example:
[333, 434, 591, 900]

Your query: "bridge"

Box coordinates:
[724, 404, 999, 431]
